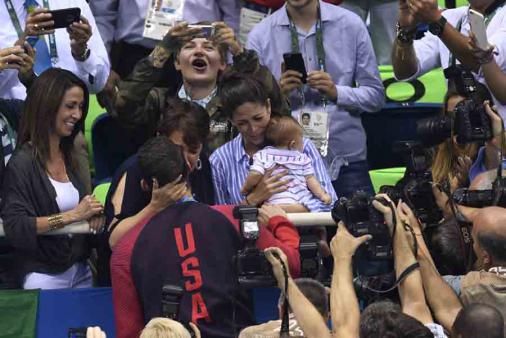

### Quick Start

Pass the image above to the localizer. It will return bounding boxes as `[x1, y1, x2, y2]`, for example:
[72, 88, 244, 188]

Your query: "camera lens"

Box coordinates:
[416, 116, 452, 147]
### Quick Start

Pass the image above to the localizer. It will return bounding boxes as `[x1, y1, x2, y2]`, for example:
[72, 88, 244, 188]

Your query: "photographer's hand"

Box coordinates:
[483, 101, 505, 171]
[330, 221, 371, 260]
[264, 247, 291, 289]
[258, 204, 287, 227]
[189, 322, 201, 338]
[372, 193, 397, 235]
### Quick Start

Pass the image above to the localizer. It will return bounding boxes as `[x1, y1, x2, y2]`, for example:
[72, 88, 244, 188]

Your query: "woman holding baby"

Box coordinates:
[210, 72, 337, 213]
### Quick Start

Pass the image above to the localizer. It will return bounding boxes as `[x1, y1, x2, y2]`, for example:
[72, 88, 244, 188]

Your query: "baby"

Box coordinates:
[241, 116, 332, 211]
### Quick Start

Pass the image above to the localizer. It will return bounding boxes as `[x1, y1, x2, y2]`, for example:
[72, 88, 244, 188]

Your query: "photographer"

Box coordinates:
[399, 202, 506, 333]
[111, 137, 300, 338]
[238, 247, 331, 338]
[112, 21, 287, 154]
[392, 0, 506, 119]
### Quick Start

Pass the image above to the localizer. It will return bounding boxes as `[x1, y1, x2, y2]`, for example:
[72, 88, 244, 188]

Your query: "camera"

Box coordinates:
[161, 284, 184, 320]
[379, 142, 443, 226]
[188, 24, 215, 39]
[417, 65, 492, 147]
[331, 192, 392, 260]
[453, 176, 506, 208]
[233, 206, 275, 288]
[161, 284, 195, 336]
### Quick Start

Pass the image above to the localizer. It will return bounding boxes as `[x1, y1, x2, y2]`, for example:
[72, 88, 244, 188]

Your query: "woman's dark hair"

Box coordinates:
[17, 68, 89, 168]
[156, 98, 210, 152]
[218, 71, 283, 119]
[138, 136, 188, 188]
[426, 220, 468, 275]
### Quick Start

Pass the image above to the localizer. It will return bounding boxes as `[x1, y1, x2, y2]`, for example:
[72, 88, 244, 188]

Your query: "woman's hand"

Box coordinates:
[454, 155, 472, 188]
[88, 215, 105, 235]
[212, 22, 243, 56]
[484, 100, 504, 146]
[70, 195, 104, 222]
[246, 167, 291, 206]
[148, 176, 186, 213]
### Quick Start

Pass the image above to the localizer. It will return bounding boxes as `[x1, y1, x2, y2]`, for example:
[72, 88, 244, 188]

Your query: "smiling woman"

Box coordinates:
[1, 68, 104, 289]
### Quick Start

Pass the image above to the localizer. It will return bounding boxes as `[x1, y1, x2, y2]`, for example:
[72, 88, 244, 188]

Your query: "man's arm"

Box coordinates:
[330, 222, 370, 338]
[374, 196, 433, 324]
[265, 247, 331, 338]
[335, 24, 385, 113]
[397, 201, 463, 331]
[88, 0, 118, 54]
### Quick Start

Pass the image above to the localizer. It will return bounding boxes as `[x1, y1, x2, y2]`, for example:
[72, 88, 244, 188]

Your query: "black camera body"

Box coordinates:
[233, 206, 275, 288]
[331, 192, 392, 260]
[417, 65, 492, 147]
[453, 176, 506, 208]
[380, 142, 443, 226]
[161, 284, 195, 336]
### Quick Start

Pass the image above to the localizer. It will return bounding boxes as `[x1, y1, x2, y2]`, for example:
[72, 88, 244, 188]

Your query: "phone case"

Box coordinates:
[469, 9, 490, 50]
[50, 8, 81, 29]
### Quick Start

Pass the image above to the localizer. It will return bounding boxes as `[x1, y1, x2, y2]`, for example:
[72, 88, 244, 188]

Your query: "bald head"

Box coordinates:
[452, 303, 504, 338]
[473, 207, 506, 266]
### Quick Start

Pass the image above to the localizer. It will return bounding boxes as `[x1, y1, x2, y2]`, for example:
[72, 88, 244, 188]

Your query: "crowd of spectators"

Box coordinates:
[0, 0, 505, 337]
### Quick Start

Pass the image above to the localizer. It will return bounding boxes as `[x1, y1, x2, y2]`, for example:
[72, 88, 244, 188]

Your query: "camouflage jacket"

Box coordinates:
[112, 39, 289, 154]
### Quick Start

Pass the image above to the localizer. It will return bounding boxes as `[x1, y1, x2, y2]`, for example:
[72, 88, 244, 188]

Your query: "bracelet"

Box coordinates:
[48, 213, 64, 231]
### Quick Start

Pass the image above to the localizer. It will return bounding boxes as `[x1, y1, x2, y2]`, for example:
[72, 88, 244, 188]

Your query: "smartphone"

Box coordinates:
[68, 327, 87, 338]
[188, 24, 215, 39]
[469, 9, 490, 50]
[283, 53, 307, 84]
[49, 7, 81, 29]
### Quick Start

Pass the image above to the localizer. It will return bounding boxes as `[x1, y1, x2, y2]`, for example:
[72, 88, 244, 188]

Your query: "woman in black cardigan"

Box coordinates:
[1, 69, 104, 289]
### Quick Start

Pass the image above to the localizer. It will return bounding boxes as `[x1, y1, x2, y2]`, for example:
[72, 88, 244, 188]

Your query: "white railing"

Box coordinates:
[0, 213, 336, 237]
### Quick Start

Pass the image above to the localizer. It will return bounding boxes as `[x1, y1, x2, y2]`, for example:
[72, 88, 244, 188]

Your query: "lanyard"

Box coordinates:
[286, 4, 326, 72]
[5, 0, 58, 65]
[286, 4, 327, 107]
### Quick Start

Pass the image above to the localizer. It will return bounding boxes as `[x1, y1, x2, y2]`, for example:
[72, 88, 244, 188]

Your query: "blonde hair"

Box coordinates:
[140, 318, 192, 338]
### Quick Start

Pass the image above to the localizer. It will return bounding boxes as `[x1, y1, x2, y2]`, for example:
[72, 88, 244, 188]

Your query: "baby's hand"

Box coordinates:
[321, 193, 332, 205]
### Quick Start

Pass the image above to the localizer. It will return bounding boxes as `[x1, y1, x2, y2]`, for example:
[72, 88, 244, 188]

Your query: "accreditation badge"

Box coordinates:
[143, 0, 185, 40]
[298, 109, 329, 157]
[238, 6, 269, 46]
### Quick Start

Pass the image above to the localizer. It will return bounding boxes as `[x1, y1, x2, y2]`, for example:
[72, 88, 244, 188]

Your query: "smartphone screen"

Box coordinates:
[283, 53, 308, 83]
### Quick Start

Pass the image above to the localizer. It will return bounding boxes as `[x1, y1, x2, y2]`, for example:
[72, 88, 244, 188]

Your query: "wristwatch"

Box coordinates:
[396, 22, 417, 44]
[428, 15, 447, 37]
[72, 47, 91, 62]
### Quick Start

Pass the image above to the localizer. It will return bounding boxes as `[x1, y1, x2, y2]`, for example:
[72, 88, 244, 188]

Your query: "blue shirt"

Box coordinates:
[246, 1, 385, 178]
[469, 146, 506, 182]
[210, 134, 337, 212]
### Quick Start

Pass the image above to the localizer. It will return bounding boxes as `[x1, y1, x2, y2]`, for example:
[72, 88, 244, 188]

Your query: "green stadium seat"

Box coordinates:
[369, 167, 406, 193]
[379, 65, 446, 104]
[93, 182, 111, 205]
[86, 95, 106, 175]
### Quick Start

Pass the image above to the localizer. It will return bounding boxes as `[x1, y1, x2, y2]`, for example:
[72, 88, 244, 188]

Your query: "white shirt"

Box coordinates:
[48, 176, 79, 212]
[90, 0, 240, 53]
[402, 5, 506, 119]
[0, 0, 110, 99]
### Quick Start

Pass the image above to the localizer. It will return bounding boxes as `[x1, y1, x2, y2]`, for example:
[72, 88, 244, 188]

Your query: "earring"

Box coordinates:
[196, 158, 202, 171]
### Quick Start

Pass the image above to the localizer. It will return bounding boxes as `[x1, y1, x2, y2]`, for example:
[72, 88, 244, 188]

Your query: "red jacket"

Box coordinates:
[111, 204, 300, 338]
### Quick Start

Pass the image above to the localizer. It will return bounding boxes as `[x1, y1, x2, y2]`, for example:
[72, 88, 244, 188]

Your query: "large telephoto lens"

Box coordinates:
[416, 116, 452, 147]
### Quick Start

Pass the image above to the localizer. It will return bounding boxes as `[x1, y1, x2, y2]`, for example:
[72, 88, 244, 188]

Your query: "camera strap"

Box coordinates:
[356, 262, 421, 294]
[278, 256, 290, 337]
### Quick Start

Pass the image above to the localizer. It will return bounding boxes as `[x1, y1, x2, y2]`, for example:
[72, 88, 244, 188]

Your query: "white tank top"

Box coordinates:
[48, 176, 79, 212]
